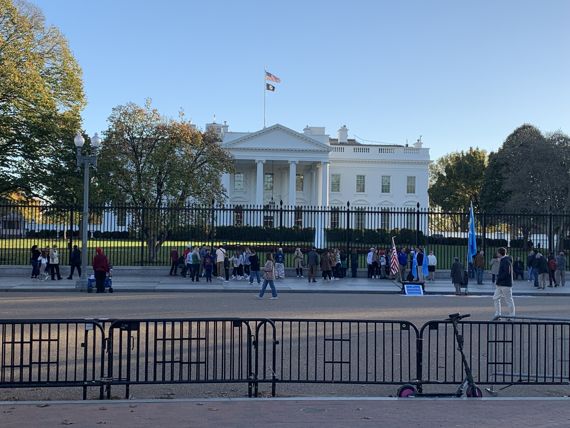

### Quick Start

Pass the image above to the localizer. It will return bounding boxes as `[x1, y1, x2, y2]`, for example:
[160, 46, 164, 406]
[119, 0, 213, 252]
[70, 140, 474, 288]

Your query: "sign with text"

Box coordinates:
[404, 283, 424, 296]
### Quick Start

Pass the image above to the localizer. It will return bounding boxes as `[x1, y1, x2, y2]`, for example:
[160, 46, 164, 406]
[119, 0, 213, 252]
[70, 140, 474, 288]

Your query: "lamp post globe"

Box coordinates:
[74, 132, 85, 148]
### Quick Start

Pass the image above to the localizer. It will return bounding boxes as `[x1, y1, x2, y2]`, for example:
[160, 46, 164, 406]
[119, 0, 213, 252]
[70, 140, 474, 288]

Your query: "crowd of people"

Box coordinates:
[165, 244, 440, 285]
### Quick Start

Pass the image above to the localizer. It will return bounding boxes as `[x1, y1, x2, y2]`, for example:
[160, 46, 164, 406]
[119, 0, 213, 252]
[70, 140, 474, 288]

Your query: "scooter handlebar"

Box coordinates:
[446, 313, 471, 321]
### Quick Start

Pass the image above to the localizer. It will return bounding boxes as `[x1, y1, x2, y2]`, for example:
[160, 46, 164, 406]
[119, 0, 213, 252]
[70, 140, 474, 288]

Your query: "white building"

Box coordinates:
[212, 122, 430, 211]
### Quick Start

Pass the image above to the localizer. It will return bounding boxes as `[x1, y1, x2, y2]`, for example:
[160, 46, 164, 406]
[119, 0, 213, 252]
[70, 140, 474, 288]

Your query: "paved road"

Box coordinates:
[1, 290, 568, 324]
[2, 397, 570, 428]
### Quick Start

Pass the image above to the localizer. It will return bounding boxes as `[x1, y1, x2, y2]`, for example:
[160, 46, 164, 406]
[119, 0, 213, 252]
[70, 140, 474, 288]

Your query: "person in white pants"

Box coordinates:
[492, 247, 515, 320]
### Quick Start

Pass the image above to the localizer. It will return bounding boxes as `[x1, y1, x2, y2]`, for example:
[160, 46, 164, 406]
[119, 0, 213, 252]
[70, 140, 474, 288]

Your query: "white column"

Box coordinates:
[255, 160, 265, 206]
[288, 160, 297, 206]
[321, 161, 329, 207]
[221, 173, 231, 199]
[315, 163, 322, 206]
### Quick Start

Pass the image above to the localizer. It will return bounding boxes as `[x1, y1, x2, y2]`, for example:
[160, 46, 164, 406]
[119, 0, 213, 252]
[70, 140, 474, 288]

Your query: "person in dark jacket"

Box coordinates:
[350, 249, 359, 278]
[534, 252, 549, 289]
[513, 258, 524, 280]
[248, 249, 261, 285]
[492, 247, 515, 320]
[30, 245, 41, 279]
[67, 245, 82, 279]
[169, 248, 179, 276]
[451, 257, 464, 295]
[92, 247, 110, 293]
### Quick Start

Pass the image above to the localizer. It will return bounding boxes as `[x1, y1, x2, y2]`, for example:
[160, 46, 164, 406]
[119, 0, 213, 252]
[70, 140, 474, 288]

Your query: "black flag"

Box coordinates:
[265, 83, 275, 92]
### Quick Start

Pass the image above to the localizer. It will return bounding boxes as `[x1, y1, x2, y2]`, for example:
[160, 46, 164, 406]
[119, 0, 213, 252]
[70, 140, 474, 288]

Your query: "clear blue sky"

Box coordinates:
[31, 0, 570, 159]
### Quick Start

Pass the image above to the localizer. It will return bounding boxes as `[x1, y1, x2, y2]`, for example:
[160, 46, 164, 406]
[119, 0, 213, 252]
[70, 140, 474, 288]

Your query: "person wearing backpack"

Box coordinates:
[547, 253, 557, 287]
[451, 257, 464, 296]
[202, 249, 214, 283]
[190, 247, 201, 282]
[248, 248, 261, 285]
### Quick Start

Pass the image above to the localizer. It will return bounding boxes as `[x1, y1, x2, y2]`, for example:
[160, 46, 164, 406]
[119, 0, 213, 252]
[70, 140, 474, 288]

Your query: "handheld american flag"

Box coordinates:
[390, 237, 400, 276]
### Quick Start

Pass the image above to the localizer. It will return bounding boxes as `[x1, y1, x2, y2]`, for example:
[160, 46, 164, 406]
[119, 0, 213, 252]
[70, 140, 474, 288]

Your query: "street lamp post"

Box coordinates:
[74, 132, 102, 291]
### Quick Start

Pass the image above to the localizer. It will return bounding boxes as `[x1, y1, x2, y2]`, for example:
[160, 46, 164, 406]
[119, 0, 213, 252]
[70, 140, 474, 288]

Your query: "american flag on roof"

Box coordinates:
[265, 71, 281, 83]
[390, 238, 400, 276]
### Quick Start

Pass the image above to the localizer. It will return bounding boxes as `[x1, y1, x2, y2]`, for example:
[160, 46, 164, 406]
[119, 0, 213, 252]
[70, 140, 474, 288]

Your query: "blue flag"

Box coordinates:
[467, 202, 477, 262]
[412, 251, 418, 280]
[422, 250, 429, 277]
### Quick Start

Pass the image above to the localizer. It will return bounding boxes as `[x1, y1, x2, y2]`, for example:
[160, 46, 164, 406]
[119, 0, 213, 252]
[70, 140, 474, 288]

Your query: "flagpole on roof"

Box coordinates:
[263, 68, 266, 128]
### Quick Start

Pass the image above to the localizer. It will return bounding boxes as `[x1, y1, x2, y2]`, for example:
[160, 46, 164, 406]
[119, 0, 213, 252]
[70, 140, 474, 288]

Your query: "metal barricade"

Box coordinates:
[419, 319, 570, 389]
[255, 319, 419, 390]
[0, 319, 106, 399]
[105, 318, 260, 398]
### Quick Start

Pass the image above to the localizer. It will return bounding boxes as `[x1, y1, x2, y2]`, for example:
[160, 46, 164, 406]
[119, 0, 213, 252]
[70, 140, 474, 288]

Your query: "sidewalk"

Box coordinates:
[2, 397, 570, 428]
[0, 271, 568, 296]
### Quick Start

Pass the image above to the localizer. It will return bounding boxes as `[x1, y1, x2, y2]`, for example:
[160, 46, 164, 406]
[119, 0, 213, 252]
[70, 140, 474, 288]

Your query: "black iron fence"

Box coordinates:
[1, 202, 569, 269]
[2, 317, 570, 399]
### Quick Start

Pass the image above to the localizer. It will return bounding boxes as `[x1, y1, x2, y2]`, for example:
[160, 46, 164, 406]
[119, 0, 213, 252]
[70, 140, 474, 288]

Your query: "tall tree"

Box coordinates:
[428, 147, 487, 212]
[0, 0, 85, 201]
[96, 100, 234, 261]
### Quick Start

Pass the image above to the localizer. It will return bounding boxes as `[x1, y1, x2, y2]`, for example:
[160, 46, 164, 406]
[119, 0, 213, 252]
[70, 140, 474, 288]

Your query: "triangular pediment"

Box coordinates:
[222, 124, 331, 152]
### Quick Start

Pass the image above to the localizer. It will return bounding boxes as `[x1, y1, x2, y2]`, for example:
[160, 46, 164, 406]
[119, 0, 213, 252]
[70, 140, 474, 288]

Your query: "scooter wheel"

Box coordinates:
[466, 385, 483, 397]
[397, 384, 417, 398]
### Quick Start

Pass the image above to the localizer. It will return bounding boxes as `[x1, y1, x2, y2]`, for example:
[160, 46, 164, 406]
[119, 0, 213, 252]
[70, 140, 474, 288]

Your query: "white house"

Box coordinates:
[210, 122, 430, 211]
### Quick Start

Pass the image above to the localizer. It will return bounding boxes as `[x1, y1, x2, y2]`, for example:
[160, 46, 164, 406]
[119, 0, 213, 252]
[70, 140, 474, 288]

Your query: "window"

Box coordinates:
[296, 174, 304, 192]
[381, 176, 391, 193]
[356, 175, 365, 193]
[406, 176, 416, 194]
[234, 173, 244, 191]
[330, 174, 341, 192]
[264, 173, 274, 191]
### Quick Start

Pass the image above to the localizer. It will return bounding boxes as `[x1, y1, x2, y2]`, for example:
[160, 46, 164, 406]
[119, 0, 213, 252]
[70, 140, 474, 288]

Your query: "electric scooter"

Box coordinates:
[397, 313, 483, 398]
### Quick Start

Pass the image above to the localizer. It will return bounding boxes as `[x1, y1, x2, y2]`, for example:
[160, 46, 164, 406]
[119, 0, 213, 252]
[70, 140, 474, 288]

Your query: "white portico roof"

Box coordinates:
[222, 124, 331, 161]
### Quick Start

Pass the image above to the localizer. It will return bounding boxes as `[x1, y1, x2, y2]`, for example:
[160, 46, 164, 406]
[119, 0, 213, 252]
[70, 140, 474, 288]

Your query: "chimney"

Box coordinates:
[338, 125, 348, 144]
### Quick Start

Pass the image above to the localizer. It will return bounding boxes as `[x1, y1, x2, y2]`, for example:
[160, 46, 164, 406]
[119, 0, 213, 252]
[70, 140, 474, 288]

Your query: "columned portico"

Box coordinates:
[255, 160, 265, 205]
[288, 160, 297, 206]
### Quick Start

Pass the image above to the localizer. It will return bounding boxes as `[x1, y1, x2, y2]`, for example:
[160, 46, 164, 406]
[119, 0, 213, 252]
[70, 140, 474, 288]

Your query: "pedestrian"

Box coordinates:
[513, 257, 524, 280]
[492, 247, 515, 320]
[169, 247, 179, 276]
[92, 247, 110, 294]
[243, 247, 252, 279]
[199, 245, 207, 277]
[490, 252, 500, 284]
[474, 250, 485, 285]
[181, 246, 191, 277]
[366, 247, 375, 278]
[258, 253, 278, 299]
[293, 247, 304, 278]
[216, 245, 226, 280]
[398, 248, 408, 281]
[332, 249, 341, 280]
[230, 251, 240, 279]
[320, 249, 332, 281]
[30, 244, 41, 279]
[379, 250, 386, 279]
[38, 249, 49, 280]
[547, 253, 557, 287]
[307, 247, 319, 283]
[202, 249, 214, 283]
[535, 252, 548, 289]
[274, 248, 285, 279]
[372, 248, 380, 279]
[49, 244, 62, 280]
[67, 245, 82, 279]
[340, 250, 347, 278]
[527, 250, 536, 284]
[190, 247, 201, 282]
[427, 250, 437, 281]
[416, 247, 425, 282]
[556, 251, 566, 287]
[451, 257, 464, 295]
[248, 248, 261, 285]
[350, 249, 358, 278]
